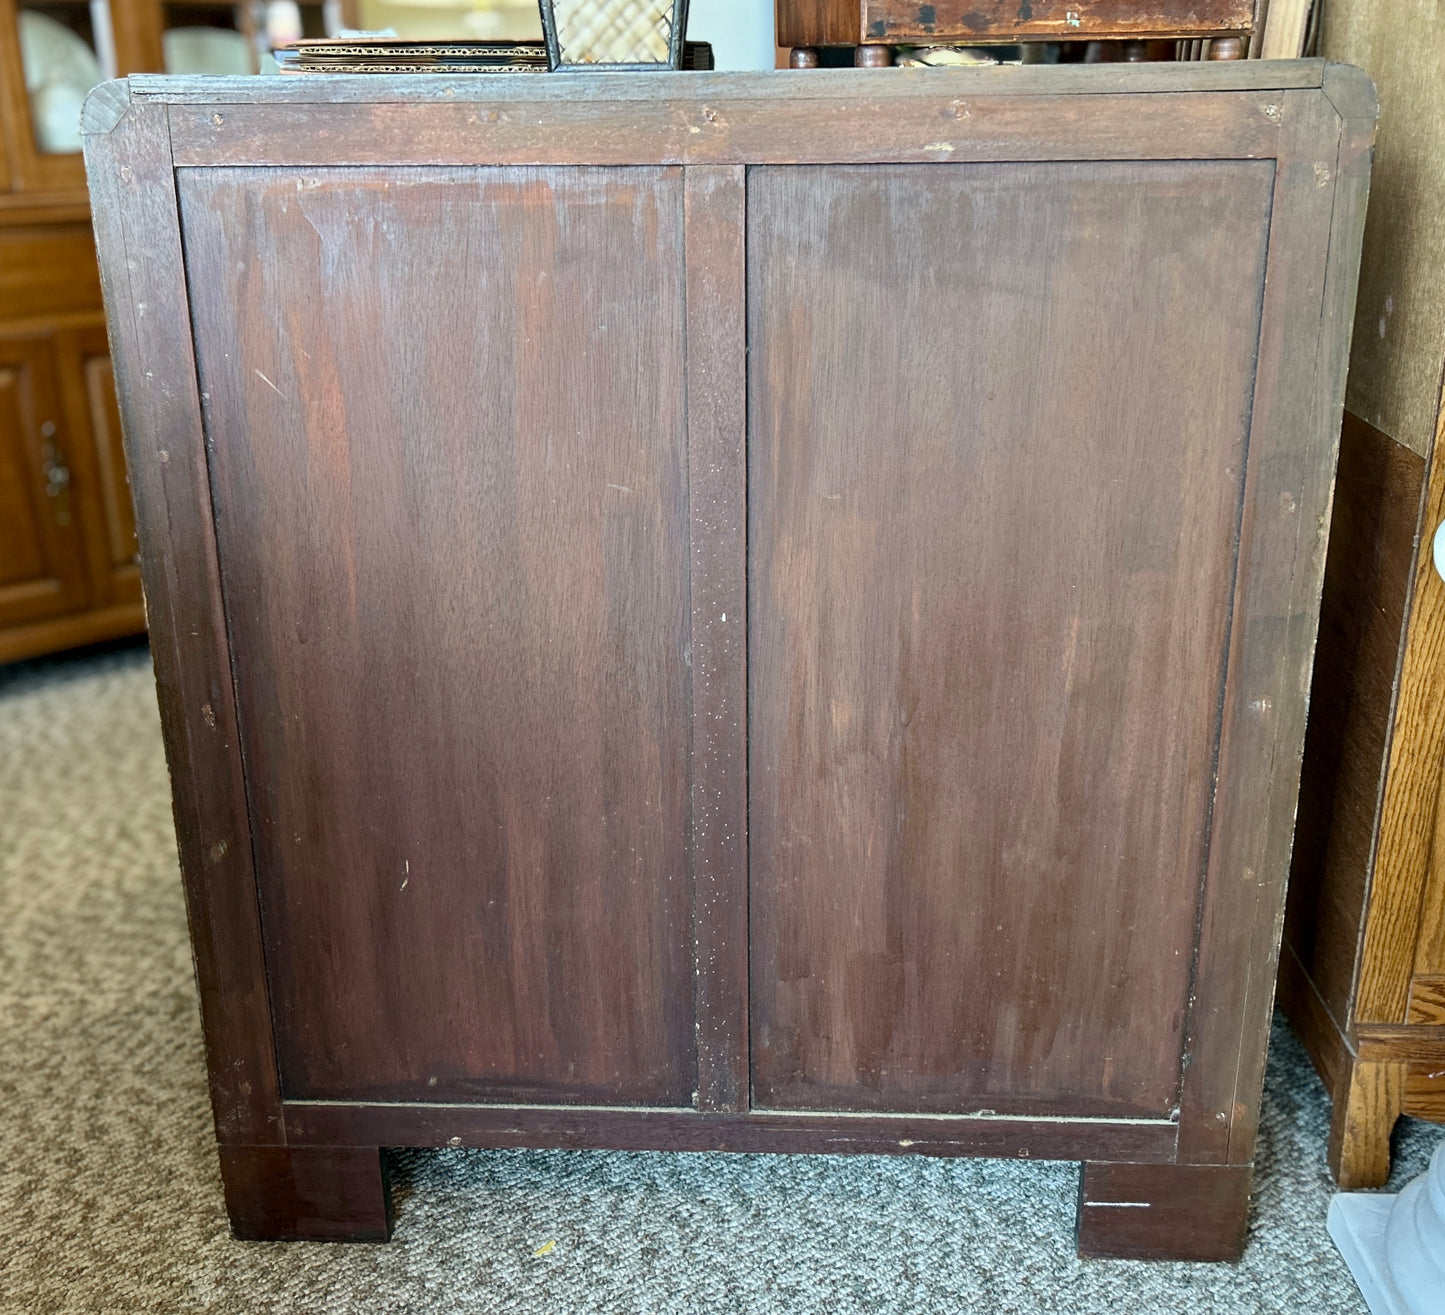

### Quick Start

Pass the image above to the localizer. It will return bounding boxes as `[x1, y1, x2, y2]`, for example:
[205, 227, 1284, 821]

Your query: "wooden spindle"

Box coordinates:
[1208, 36, 1245, 60]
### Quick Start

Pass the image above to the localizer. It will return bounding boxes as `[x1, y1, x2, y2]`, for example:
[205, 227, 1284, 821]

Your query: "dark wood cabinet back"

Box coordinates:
[85, 66, 1375, 1253]
[179, 166, 696, 1105]
[746, 161, 1272, 1118]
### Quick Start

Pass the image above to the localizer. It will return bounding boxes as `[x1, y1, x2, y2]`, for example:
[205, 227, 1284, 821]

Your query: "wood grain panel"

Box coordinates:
[1406, 977, 1445, 1025]
[178, 166, 696, 1107]
[748, 160, 1273, 1118]
[164, 93, 1281, 171]
[0, 226, 104, 321]
[1357, 386, 1445, 1022]
[774, 0, 860, 47]
[1285, 411, 1427, 1027]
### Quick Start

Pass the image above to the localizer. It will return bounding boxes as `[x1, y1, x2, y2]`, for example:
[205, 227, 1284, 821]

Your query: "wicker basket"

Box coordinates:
[538, 0, 690, 69]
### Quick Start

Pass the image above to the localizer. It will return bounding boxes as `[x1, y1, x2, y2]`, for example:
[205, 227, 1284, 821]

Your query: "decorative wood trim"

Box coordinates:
[1352, 1024, 1445, 1063]
[685, 165, 750, 1114]
[82, 100, 285, 1146]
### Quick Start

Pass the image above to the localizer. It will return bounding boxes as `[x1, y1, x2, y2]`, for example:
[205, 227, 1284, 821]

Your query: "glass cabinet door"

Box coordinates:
[0, 0, 110, 190]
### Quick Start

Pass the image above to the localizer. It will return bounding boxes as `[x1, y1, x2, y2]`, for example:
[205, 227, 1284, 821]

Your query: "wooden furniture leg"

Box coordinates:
[1076, 1162, 1252, 1261]
[789, 46, 820, 67]
[1329, 1058, 1407, 1189]
[218, 1146, 393, 1242]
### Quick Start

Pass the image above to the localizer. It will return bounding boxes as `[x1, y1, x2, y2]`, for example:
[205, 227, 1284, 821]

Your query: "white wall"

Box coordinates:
[685, 0, 776, 70]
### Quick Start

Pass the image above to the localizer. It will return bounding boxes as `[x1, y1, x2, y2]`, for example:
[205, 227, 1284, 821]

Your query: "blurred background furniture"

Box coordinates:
[1280, 0, 1445, 1191]
[0, 0, 364, 664]
[777, 0, 1259, 65]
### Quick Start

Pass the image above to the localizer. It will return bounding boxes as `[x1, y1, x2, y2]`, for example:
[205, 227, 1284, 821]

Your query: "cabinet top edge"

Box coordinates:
[110, 60, 1332, 109]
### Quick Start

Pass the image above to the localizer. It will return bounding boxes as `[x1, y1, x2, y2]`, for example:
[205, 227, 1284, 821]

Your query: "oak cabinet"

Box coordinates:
[0, 0, 350, 663]
[1282, 408, 1445, 1189]
[0, 0, 147, 663]
[1275, 0, 1445, 1190]
[0, 334, 91, 629]
[85, 62, 1373, 1261]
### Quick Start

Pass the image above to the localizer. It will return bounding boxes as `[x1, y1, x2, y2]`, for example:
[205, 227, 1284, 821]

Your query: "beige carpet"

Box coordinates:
[1, 639, 1438, 1314]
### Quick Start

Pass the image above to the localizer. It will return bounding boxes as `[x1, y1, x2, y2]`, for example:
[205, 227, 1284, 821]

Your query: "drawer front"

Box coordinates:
[746, 161, 1273, 1119]
[0, 226, 103, 323]
[178, 165, 696, 1107]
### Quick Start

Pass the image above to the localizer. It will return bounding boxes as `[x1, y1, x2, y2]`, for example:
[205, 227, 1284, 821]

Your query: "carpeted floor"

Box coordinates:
[1, 640, 1439, 1314]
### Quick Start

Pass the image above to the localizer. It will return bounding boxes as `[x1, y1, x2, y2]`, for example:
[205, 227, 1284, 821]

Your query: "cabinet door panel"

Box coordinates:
[748, 162, 1273, 1118]
[178, 166, 695, 1106]
[53, 328, 142, 607]
[0, 337, 90, 627]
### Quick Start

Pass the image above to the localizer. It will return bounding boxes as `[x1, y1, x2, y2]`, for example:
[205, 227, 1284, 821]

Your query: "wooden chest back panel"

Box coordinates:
[746, 161, 1274, 1117]
[82, 68, 1375, 1165]
[177, 165, 697, 1105]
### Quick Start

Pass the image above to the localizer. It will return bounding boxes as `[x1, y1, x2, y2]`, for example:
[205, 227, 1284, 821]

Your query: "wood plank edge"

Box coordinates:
[281, 1102, 1181, 1161]
[120, 61, 1328, 105]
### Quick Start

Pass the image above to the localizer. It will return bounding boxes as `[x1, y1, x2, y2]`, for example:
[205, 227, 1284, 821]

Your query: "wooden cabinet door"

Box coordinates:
[0, 336, 90, 629]
[55, 327, 141, 608]
[0, 0, 93, 195]
[176, 165, 696, 1107]
[747, 162, 1274, 1119]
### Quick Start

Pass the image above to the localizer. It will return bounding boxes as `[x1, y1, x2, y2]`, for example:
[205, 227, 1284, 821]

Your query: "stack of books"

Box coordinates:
[274, 38, 713, 74]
